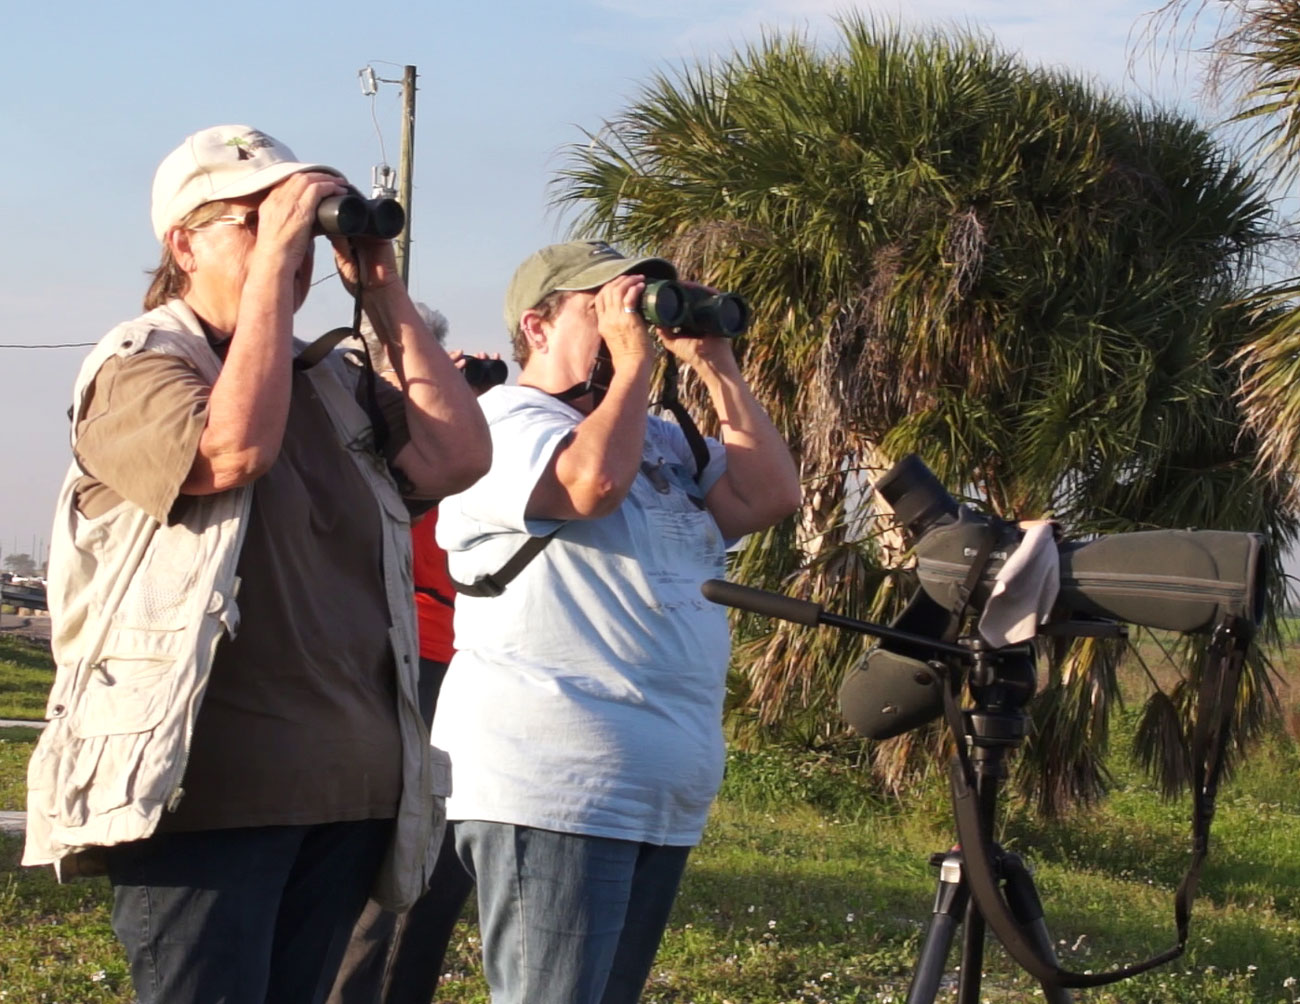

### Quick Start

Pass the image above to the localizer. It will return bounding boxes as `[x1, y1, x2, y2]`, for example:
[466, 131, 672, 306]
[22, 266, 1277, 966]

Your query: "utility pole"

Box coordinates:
[397, 65, 417, 286]
[358, 64, 418, 287]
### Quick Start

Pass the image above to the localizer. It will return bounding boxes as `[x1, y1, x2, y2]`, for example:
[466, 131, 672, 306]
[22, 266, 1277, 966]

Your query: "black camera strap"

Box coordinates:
[942, 615, 1251, 989]
[552, 343, 615, 410]
[293, 240, 391, 457]
[449, 526, 564, 598]
[655, 356, 711, 480]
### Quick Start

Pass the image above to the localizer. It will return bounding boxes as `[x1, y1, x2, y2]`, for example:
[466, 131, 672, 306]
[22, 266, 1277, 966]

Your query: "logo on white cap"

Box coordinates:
[226, 132, 276, 161]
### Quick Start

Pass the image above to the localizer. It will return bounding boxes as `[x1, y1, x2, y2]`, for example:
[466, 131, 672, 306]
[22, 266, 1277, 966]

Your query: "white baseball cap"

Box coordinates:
[150, 124, 340, 240]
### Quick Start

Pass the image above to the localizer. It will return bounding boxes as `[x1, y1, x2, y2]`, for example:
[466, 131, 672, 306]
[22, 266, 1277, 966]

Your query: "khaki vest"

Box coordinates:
[23, 300, 444, 911]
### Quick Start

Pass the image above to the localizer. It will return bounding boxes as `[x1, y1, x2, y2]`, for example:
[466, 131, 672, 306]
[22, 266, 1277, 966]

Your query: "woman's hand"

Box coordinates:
[593, 273, 656, 370]
[252, 171, 347, 269]
[330, 230, 403, 296]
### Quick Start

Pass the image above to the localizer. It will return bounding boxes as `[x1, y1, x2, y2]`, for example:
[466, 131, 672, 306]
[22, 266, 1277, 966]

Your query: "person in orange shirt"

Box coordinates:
[331, 310, 502, 1004]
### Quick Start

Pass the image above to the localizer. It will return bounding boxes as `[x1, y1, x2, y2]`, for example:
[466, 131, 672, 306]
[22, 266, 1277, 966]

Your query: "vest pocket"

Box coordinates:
[72, 657, 173, 738]
[57, 658, 174, 822]
[112, 525, 202, 631]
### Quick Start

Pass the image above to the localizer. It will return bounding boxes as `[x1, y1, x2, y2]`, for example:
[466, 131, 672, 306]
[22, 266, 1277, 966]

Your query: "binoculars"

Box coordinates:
[638, 280, 750, 338]
[461, 356, 508, 390]
[315, 194, 406, 239]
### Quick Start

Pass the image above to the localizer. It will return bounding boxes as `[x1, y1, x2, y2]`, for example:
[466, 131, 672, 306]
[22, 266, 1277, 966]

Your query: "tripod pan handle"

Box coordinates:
[700, 579, 822, 626]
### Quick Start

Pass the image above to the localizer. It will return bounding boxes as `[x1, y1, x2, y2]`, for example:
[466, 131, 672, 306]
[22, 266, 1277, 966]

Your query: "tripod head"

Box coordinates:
[699, 578, 1044, 741]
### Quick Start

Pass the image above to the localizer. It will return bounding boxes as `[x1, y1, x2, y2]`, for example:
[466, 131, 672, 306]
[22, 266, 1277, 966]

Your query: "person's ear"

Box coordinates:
[519, 309, 548, 354]
[168, 227, 198, 274]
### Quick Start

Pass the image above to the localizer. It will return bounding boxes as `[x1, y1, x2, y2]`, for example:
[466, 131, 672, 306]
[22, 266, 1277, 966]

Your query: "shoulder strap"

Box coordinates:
[450, 525, 564, 597]
[946, 616, 1251, 989]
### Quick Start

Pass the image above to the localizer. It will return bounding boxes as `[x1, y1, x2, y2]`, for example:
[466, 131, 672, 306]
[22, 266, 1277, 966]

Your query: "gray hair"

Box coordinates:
[358, 301, 448, 369]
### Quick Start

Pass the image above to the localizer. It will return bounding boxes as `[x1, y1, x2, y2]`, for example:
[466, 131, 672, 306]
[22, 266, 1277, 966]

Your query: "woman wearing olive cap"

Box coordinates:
[433, 240, 801, 1003]
[23, 124, 490, 1004]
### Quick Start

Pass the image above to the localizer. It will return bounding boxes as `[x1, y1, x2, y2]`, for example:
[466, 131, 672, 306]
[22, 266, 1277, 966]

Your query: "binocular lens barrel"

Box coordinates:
[316, 195, 370, 236]
[315, 195, 406, 239]
[641, 281, 690, 328]
[368, 199, 406, 240]
[695, 292, 749, 338]
[636, 280, 750, 337]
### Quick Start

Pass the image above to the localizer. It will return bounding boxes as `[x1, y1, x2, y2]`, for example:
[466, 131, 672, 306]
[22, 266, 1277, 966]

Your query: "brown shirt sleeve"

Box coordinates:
[73, 353, 210, 522]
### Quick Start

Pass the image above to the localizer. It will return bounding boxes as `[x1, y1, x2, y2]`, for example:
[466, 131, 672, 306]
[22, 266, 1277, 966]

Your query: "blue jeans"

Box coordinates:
[105, 819, 393, 1004]
[454, 820, 690, 1004]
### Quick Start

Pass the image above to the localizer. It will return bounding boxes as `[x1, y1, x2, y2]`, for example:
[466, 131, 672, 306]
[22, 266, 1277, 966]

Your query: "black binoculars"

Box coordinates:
[637, 280, 750, 338]
[315, 194, 406, 240]
[461, 356, 508, 390]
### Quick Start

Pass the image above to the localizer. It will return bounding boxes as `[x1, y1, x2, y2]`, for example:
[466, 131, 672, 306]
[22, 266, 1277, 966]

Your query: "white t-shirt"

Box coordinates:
[432, 386, 731, 845]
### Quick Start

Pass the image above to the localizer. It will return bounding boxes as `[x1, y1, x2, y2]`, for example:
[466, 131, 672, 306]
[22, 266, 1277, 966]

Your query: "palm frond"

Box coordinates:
[551, 13, 1296, 810]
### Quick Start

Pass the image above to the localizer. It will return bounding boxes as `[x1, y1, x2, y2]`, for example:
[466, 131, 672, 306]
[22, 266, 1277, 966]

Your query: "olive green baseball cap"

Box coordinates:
[503, 240, 677, 334]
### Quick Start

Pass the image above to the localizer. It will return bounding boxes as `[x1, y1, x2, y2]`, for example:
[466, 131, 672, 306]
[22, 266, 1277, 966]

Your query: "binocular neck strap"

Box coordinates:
[293, 240, 390, 457]
[551, 348, 709, 482]
[656, 356, 710, 480]
[552, 342, 615, 410]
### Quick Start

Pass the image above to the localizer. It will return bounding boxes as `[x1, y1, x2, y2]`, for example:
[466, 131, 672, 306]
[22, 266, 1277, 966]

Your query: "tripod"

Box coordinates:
[905, 645, 1072, 1004]
[698, 576, 1248, 1000]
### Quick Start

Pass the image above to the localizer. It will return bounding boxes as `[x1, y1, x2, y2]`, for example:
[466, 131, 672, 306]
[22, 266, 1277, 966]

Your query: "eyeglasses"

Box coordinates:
[190, 210, 259, 236]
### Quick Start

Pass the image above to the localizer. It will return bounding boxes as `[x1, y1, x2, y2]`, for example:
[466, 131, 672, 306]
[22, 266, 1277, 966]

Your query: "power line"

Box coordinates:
[0, 342, 96, 349]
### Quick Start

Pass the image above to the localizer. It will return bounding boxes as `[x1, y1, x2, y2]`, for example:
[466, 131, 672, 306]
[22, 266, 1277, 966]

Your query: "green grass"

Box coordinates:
[0, 728, 35, 811]
[0, 835, 129, 1003]
[4, 735, 1298, 1002]
[1, 639, 1298, 1001]
[0, 634, 53, 721]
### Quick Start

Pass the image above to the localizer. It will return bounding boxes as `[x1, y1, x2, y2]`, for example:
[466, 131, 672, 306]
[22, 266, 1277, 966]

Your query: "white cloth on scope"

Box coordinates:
[977, 522, 1060, 647]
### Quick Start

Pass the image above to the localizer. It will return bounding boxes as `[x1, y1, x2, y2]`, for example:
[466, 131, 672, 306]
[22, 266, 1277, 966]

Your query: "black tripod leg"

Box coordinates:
[1001, 853, 1073, 1004]
[906, 853, 968, 1004]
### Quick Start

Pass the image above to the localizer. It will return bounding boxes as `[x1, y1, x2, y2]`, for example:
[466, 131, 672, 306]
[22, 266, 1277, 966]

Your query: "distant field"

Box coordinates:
[1118, 623, 1300, 741]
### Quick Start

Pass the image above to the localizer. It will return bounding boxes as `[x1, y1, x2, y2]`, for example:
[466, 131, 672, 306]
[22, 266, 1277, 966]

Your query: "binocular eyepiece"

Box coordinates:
[460, 356, 508, 390]
[637, 280, 750, 338]
[315, 194, 406, 240]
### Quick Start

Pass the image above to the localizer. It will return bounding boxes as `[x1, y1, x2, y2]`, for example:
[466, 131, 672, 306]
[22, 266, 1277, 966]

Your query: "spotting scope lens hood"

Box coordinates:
[873, 453, 960, 539]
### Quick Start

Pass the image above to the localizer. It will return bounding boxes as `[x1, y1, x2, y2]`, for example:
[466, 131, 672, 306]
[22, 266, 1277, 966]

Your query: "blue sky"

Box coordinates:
[0, 0, 1217, 562]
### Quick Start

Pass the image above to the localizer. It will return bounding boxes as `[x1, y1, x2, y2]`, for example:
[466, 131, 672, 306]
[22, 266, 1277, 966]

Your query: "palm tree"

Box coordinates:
[553, 16, 1295, 811]
[1149, 1, 1300, 490]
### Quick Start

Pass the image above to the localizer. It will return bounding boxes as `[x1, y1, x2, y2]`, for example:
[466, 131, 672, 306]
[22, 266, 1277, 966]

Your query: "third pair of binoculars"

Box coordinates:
[316, 193, 406, 240]
[637, 280, 750, 338]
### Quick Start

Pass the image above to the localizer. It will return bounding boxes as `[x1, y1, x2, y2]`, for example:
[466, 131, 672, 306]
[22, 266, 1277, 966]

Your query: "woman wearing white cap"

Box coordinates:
[23, 124, 490, 1004]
